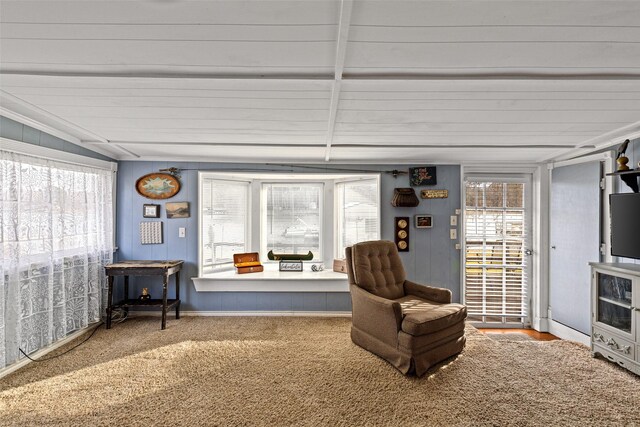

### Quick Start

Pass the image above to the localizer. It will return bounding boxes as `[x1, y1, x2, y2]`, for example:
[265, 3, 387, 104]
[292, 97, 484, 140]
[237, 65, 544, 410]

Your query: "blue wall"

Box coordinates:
[116, 161, 462, 312]
[0, 116, 114, 161]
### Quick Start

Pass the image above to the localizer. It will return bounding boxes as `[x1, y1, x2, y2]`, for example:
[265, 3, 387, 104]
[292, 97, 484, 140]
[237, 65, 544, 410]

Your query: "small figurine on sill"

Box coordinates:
[139, 287, 151, 302]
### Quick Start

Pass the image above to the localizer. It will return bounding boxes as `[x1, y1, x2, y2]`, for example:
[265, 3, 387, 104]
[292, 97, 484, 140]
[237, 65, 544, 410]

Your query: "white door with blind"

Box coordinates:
[463, 177, 532, 326]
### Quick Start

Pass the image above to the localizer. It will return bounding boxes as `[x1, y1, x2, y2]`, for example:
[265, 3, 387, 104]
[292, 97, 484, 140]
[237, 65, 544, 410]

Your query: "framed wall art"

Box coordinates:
[166, 202, 190, 218]
[409, 167, 437, 186]
[415, 214, 433, 229]
[136, 173, 180, 200]
[143, 204, 160, 218]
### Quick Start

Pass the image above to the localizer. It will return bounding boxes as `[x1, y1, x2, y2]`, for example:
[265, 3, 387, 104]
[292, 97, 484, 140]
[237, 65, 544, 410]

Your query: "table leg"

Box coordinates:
[161, 272, 168, 330]
[124, 275, 129, 302]
[106, 275, 114, 329]
[175, 271, 181, 319]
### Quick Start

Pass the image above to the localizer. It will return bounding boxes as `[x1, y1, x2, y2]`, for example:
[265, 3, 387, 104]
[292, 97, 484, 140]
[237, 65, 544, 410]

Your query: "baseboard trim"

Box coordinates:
[532, 317, 549, 332]
[127, 310, 352, 318]
[0, 323, 96, 379]
[185, 311, 353, 317]
[548, 320, 590, 346]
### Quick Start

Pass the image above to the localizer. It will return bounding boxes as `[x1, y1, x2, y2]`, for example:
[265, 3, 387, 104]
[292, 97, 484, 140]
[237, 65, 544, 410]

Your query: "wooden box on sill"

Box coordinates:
[233, 252, 264, 274]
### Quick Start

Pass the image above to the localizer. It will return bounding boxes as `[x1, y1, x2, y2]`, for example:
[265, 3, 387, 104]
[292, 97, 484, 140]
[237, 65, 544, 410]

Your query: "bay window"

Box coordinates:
[199, 172, 380, 275]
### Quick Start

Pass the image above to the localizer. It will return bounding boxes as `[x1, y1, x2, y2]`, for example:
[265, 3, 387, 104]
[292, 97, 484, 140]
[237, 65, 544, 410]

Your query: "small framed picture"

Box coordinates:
[409, 167, 437, 186]
[415, 214, 433, 229]
[279, 260, 303, 272]
[166, 202, 190, 219]
[143, 204, 160, 218]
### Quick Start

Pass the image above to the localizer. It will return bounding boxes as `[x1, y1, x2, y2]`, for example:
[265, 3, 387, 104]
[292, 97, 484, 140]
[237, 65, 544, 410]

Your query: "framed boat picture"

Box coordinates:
[136, 173, 181, 199]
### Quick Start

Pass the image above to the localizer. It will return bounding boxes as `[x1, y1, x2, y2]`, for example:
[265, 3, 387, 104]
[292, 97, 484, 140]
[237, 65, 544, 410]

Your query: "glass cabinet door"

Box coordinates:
[596, 272, 632, 333]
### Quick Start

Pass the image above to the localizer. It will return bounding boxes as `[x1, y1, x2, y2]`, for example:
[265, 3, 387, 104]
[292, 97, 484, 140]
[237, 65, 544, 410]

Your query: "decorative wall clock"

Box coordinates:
[136, 173, 180, 199]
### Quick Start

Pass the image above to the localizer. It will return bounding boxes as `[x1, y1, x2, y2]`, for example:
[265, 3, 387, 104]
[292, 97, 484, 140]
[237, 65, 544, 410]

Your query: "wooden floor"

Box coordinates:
[478, 328, 559, 341]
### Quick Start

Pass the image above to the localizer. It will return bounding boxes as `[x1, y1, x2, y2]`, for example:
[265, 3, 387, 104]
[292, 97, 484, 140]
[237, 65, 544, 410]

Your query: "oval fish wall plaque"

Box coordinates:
[135, 173, 181, 199]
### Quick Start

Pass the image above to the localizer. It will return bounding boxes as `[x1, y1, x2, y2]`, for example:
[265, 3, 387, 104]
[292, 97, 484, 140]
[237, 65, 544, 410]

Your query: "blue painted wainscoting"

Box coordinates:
[116, 161, 462, 313]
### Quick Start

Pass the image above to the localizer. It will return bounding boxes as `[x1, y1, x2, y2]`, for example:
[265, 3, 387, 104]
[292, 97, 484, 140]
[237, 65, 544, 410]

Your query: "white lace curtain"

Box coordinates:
[0, 150, 114, 369]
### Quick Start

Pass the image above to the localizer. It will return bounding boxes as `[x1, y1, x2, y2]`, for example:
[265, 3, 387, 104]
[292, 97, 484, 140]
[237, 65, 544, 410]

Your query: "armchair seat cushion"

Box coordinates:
[398, 322, 465, 352]
[395, 295, 467, 336]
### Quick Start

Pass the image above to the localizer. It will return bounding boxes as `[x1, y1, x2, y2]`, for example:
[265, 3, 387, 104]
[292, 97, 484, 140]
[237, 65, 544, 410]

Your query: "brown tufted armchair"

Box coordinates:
[346, 240, 467, 376]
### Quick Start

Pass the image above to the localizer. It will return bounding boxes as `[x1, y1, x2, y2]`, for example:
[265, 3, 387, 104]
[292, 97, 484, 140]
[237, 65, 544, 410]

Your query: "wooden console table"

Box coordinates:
[105, 260, 183, 330]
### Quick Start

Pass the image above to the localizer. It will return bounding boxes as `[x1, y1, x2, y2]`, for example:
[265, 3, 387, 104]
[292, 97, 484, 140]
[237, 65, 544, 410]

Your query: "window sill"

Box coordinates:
[193, 268, 349, 292]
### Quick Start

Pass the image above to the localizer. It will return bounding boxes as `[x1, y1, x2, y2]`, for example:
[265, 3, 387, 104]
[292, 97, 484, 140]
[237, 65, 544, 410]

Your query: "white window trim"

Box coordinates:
[333, 176, 381, 260]
[462, 174, 533, 327]
[197, 171, 380, 281]
[461, 165, 545, 331]
[0, 137, 116, 171]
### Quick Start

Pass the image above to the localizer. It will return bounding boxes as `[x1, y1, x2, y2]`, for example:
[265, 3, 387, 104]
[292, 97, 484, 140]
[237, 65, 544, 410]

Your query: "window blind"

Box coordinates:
[464, 181, 528, 324]
[201, 179, 249, 273]
[262, 183, 322, 259]
[336, 179, 380, 258]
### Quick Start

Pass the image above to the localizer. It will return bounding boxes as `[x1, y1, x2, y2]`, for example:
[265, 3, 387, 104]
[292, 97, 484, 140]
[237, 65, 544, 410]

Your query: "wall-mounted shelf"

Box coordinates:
[607, 170, 640, 193]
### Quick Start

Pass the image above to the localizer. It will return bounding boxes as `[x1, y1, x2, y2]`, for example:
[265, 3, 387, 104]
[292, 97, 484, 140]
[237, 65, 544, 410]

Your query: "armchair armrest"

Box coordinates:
[404, 280, 452, 304]
[350, 285, 403, 347]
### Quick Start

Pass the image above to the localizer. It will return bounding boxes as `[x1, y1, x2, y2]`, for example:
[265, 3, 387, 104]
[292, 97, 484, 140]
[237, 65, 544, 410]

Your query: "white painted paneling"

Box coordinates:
[123, 144, 327, 162]
[1, 23, 337, 42]
[349, 1, 640, 27]
[1, 1, 640, 163]
[329, 146, 555, 163]
[346, 1, 640, 73]
[2, 39, 336, 70]
[94, 134, 326, 144]
[46, 106, 329, 122]
[0, 1, 339, 74]
[0, 1, 340, 25]
[345, 44, 640, 73]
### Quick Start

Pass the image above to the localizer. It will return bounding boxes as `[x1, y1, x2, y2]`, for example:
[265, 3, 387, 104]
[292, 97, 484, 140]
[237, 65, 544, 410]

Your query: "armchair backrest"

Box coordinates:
[346, 240, 406, 300]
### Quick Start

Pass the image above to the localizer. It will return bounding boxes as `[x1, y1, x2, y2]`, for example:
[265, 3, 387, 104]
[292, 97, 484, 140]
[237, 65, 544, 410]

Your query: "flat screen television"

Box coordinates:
[610, 193, 640, 259]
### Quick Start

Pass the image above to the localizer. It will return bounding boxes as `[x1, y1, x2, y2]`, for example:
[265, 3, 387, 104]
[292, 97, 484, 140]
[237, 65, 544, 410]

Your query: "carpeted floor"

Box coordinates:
[1, 317, 639, 426]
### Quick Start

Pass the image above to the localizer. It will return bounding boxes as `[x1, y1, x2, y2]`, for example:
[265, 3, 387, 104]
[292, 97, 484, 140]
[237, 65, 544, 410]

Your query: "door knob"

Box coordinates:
[551, 246, 556, 249]
[525, 249, 533, 256]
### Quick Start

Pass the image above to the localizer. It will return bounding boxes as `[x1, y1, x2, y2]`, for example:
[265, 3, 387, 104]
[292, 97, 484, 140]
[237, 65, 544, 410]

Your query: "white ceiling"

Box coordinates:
[1, 0, 639, 164]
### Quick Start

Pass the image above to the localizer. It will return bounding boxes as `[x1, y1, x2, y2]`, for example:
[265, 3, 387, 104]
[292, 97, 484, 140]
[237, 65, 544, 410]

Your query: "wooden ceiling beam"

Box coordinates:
[324, 0, 353, 162]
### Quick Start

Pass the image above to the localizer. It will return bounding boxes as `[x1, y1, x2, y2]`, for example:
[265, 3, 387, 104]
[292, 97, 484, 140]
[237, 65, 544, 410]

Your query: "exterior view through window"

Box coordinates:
[464, 180, 530, 325]
[263, 183, 322, 259]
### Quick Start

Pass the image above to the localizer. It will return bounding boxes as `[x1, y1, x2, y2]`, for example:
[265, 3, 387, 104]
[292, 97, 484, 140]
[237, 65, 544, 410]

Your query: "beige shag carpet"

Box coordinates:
[1, 317, 639, 427]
